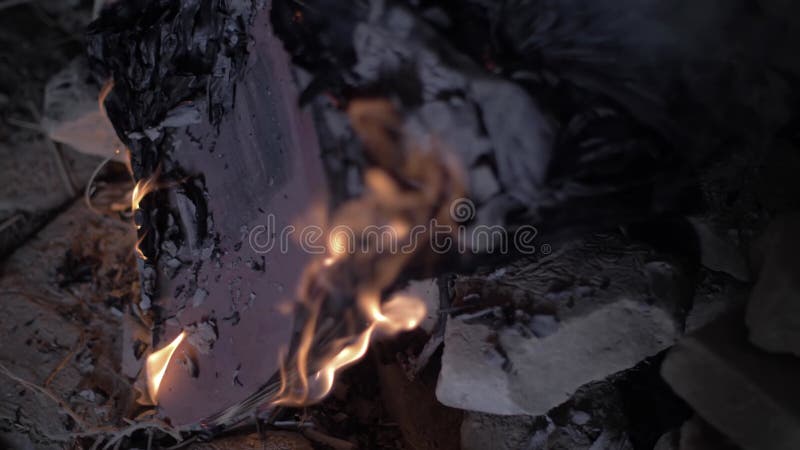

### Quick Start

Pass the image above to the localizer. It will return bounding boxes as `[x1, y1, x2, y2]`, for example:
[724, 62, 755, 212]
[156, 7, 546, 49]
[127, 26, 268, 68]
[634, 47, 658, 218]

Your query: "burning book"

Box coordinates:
[90, 1, 459, 433]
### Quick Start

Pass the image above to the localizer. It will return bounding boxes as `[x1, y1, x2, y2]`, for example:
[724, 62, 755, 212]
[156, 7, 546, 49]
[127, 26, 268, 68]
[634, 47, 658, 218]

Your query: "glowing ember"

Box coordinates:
[146, 331, 186, 403]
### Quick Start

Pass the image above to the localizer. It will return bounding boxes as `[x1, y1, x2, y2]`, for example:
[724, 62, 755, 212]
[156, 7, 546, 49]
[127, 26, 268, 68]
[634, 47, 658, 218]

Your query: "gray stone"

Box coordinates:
[746, 214, 800, 356]
[503, 299, 677, 416]
[437, 234, 685, 416]
[470, 77, 553, 201]
[42, 57, 121, 159]
[437, 299, 679, 416]
[437, 317, 526, 415]
[662, 312, 800, 450]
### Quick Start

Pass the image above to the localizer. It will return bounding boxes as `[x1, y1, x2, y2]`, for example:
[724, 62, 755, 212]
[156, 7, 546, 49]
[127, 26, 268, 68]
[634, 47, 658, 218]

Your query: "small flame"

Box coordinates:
[131, 176, 158, 213]
[135, 233, 148, 260]
[313, 291, 425, 400]
[98, 79, 114, 116]
[311, 323, 376, 400]
[146, 331, 186, 403]
[131, 174, 159, 260]
[274, 292, 426, 405]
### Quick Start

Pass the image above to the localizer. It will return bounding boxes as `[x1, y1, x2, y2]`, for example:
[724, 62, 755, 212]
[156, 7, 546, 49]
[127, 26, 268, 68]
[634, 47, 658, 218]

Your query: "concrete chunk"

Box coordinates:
[437, 234, 686, 416]
[437, 299, 679, 416]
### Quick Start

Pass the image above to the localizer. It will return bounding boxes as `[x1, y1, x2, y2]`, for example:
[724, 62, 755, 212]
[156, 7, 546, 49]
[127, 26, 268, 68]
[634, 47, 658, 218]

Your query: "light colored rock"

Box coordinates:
[42, 57, 121, 159]
[436, 317, 525, 415]
[437, 299, 679, 416]
[438, 233, 686, 416]
[662, 312, 800, 450]
[501, 299, 678, 416]
[746, 214, 800, 356]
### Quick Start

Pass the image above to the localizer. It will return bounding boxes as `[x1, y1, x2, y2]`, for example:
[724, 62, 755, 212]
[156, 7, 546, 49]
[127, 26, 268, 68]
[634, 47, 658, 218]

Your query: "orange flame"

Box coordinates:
[98, 79, 114, 117]
[131, 176, 159, 213]
[270, 99, 464, 407]
[131, 174, 159, 260]
[146, 331, 186, 403]
[311, 324, 376, 401]
[273, 292, 426, 405]
[134, 233, 148, 260]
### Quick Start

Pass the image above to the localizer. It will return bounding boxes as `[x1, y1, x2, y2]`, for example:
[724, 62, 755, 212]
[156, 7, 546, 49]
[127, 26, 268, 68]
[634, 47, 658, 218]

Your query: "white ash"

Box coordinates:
[192, 288, 209, 307]
[355, 2, 557, 215]
[185, 319, 219, 355]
